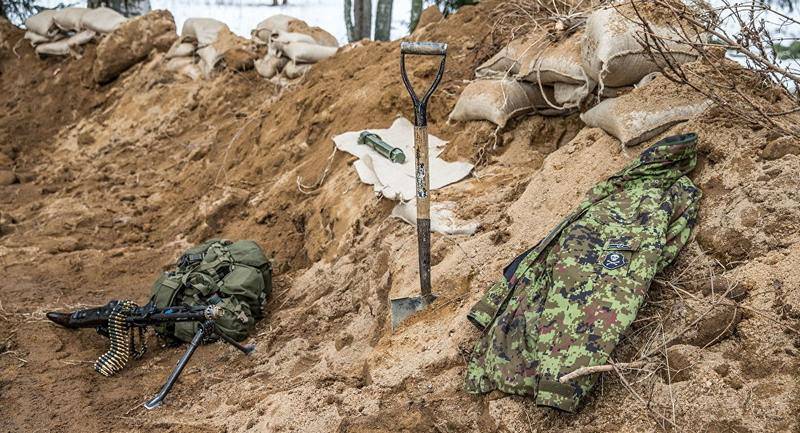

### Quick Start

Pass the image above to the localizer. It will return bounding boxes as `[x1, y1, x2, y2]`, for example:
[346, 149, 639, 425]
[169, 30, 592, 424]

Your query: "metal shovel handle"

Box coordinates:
[399, 41, 447, 302]
[399, 43, 447, 127]
[400, 42, 448, 56]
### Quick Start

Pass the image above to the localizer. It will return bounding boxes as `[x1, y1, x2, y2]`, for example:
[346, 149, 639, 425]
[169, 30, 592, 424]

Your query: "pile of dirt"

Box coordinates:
[1, 1, 799, 432]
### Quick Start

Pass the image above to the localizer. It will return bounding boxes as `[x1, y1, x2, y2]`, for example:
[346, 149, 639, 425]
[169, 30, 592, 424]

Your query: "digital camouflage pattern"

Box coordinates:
[465, 134, 702, 412]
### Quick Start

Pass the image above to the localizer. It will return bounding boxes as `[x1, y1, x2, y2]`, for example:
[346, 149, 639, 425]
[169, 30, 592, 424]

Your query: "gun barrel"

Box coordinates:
[47, 302, 217, 329]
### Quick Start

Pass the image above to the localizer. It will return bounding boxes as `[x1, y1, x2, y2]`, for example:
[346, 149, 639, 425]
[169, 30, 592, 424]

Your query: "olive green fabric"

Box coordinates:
[465, 133, 702, 412]
[149, 239, 272, 342]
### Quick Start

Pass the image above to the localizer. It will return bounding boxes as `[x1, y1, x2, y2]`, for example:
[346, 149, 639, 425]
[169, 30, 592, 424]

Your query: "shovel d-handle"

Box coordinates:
[400, 41, 447, 304]
[399, 42, 447, 127]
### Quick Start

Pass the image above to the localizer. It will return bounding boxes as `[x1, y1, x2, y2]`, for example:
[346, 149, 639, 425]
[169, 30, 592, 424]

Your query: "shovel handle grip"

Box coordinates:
[400, 42, 447, 56]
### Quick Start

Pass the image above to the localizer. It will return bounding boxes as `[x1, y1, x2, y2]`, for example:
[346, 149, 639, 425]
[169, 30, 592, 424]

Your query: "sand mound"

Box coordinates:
[1, 1, 799, 432]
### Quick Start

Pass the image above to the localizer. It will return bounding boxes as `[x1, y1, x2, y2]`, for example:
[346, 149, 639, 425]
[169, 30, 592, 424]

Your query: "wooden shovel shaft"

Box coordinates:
[414, 125, 432, 299]
[400, 41, 446, 304]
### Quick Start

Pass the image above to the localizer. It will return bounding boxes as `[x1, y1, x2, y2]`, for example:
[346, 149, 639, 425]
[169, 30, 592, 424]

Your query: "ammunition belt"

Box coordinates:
[94, 300, 147, 377]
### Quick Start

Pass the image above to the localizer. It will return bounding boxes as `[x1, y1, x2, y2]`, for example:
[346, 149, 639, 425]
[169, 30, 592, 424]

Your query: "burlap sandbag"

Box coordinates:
[450, 79, 556, 127]
[475, 34, 547, 79]
[35, 39, 70, 56]
[286, 20, 338, 47]
[553, 80, 596, 108]
[580, 77, 712, 146]
[581, 5, 703, 88]
[35, 30, 95, 56]
[81, 7, 127, 34]
[164, 56, 194, 71]
[181, 17, 228, 47]
[25, 10, 59, 37]
[166, 41, 195, 59]
[255, 55, 288, 79]
[163, 56, 201, 80]
[271, 30, 316, 46]
[518, 32, 588, 85]
[251, 14, 296, 44]
[93, 10, 177, 83]
[283, 60, 311, 79]
[250, 14, 297, 40]
[24, 30, 52, 46]
[276, 40, 337, 63]
[53, 7, 89, 32]
[196, 45, 220, 77]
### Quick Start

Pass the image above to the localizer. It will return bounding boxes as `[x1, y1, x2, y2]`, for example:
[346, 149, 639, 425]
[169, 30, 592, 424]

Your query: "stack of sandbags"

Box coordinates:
[451, 0, 707, 133]
[163, 18, 257, 79]
[252, 15, 338, 80]
[24, 7, 127, 57]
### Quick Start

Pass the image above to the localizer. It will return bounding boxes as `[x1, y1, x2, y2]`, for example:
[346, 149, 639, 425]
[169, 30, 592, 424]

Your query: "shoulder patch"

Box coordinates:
[602, 252, 627, 270]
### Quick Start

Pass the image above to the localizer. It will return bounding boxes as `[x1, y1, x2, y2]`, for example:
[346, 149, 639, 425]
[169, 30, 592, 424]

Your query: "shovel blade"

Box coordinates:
[391, 294, 436, 329]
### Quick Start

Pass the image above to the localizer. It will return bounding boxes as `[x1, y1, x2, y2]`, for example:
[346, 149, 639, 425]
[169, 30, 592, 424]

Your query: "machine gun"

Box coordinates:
[46, 300, 255, 409]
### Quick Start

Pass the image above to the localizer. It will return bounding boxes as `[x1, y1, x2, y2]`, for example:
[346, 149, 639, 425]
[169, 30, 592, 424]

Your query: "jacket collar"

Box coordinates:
[613, 133, 698, 184]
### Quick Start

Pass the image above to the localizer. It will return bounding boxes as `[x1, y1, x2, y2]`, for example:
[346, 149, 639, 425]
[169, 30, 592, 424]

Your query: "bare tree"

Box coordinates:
[87, 0, 151, 17]
[409, 0, 422, 32]
[375, 0, 393, 41]
[0, 0, 39, 22]
[345, 0, 374, 42]
[630, 0, 800, 137]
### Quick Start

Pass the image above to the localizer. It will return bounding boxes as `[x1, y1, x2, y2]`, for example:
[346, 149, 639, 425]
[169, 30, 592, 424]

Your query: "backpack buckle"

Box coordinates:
[177, 252, 204, 269]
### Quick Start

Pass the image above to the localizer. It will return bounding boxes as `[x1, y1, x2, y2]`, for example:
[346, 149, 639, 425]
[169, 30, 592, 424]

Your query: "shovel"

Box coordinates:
[391, 41, 447, 329]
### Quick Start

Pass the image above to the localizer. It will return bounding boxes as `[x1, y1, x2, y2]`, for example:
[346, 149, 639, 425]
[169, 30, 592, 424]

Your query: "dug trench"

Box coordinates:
[2, 2, 800, 432]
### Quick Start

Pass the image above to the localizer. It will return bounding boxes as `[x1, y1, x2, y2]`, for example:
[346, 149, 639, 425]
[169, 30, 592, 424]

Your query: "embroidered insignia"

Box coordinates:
[602, 252, 627, 270]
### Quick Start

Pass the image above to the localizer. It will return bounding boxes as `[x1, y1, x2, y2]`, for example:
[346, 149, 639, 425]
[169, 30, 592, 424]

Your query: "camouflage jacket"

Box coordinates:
[464, 134, 702, 412]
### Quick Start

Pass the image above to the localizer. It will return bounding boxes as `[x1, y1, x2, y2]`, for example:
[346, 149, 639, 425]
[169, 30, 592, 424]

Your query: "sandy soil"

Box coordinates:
[1, 2, 799, 432]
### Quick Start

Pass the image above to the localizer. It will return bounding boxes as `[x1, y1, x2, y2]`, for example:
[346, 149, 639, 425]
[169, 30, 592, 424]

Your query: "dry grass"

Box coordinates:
[628, 0, 800, 138]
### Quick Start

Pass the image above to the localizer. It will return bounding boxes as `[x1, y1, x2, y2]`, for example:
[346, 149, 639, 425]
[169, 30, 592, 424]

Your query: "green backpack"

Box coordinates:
[149, 239, 272, 342]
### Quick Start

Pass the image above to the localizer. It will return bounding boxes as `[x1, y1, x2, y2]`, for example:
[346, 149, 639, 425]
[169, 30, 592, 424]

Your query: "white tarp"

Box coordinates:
[333, 117, 476, 235]
[391, 201, 479, 236]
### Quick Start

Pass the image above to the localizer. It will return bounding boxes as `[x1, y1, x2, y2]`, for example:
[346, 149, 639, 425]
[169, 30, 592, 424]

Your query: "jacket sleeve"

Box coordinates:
[657, 178, 701, 273]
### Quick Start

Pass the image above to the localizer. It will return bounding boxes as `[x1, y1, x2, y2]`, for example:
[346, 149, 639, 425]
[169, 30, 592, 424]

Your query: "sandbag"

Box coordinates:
[270, 30, 316, 46]
[24, 30, 52, 46]
[255, 55, 287, 79]
[518, 32, 587, 85]
[93, 10, 177, 83]
[164, 56, 194, 71]
[580, 77, 712, 146]
[277, 41, 337, 63]
[53, 7, 89, 32]
[166, 41, 195, 59]
[181, 17, 228, 47]
[283, 60, 311, 79]
[286, 19, 338, 47]
[553, 80, 595, 108]
[581, 5, 703, 88]
[180, 62, 202, 80]
[251, 14, 297, 44]
[35, 40, 69, 56]
[449, 79, 555, 127]
[25, 10, 59, 37]
[475, 34, 546, 79]
[599, 85, 634, 98]
[198, 28, 257, 75]
[164, 56, 202, 79]
[35, 30, 95, 56]
[81, 7, 127, 34]
[196, 45, 221, 78]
